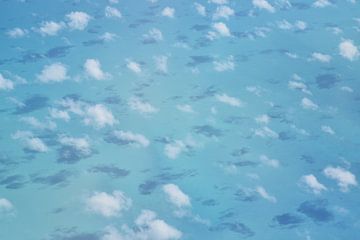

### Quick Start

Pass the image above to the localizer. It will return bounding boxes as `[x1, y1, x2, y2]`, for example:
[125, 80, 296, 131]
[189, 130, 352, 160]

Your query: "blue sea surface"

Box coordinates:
[0, 0, 360, 239]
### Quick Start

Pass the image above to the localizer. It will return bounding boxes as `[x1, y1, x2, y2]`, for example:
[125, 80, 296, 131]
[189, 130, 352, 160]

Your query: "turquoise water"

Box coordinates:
[0, 0, 360, 239]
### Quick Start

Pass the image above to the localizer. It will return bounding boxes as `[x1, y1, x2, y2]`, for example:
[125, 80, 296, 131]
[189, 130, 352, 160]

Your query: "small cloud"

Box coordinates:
[213, 55, 235, 72]
[301, 97, 318, 110]
[339, 39, 359, 61]
[86, 191, 131, 217]
[49, 108, 70, 122]
[161, 7, 175, 18]
[111, 130, 150, 147]
[0, 198, 14, 215]
[252, 0, 276, 13]
[6, 27, 28, 38]
[59, 135, 92, 156]
[128, 97, 159, 114]
[37, 63, 69, 83]
[105, 6, 122, 18]
[0, 73, 14, 90]
[300, 174, 327, 194]
[37, 21, 65, 36]
[163, 184, 191, 208]
[154, 55, 168, 74]
[213, 6, 234, 20]
[84, 104, 117, 128]
[313, 0, 331, 8]
[142, 28, 163, 44]
[176, 104, 195, 113]
[321, 125, 335, 135]
[215, 93, 243, 107]
[66, 11, 91, 30]
[84, 58, 110, 80]
[12, 131, 48, 153]
[311, 52, 332, 63]
[259, 154, 280, 168]
[323, 166, 357, 192]
[256, 186, 277, 203]
[126, 59, 142, 74]
[194, 3, 206, 16]
[207, 22, 231, 40]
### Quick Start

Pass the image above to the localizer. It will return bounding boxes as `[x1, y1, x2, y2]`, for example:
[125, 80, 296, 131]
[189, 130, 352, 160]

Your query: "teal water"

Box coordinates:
[0, 0, 360, 239]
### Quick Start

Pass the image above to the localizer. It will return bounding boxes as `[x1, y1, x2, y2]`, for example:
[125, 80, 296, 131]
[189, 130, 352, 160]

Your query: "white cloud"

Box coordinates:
[86, 191, 131, 217]
[340, 86, 353, 93]
[300, 174, 327, 194]
[213, 55, 235, 72]
[163, 184, 191, 208]
[0, 73, 14, 90]
[126, 60, 142, 74]
[6, 27, 27, 38]
[288, 80, 311, 94]
[313, 0, 331, 7]
[100, 32, 117, 41]
[209, 0, 228, 4]
[194, 3, 206, 16]
[105, 6, 122, 18]
[112, 130, 150, 147]
[0, 198, 14, 214]
[12, 131, 48, 153]
[259, 154, 280, 168]
[210, 22, 231, 39]
[84, 59, 109, 80]
[213, 6, 234, 20]
[255, 114, 270, 124]
[49, 108, 70, 122]
[20, 116, 56, 130]
[102, 210, 182, 240]
[143, 28, 163, 43]
[59, 135, 91, 155]
[321, 125, 335, 135]
[295, 21, 307, 30]
[128, 97, 159, 114]
[164, 140, 186, 159]
[254, 126, 279, 138]
[301, 97, 318, 110]
[176, 104, 194, 113]
[154, 55, 168, 74]
[252, 0, 275, 13]
[84, 104, 117, 128]
[311, 52, 332, 63]
[256, 186, 277, 203]
[37, 63, 68, 83]
[277, 20, 307, 31]
[66, 11, 91, 30]
[339, 39, 359, 61]
[324, 166, 357, 192]
[215, 93, 243, 107]
[161, 7, 175, 18]
[38, 21, 64, 36]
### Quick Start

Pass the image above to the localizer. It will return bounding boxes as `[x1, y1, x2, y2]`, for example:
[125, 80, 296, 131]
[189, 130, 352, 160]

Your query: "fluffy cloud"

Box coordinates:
[37, 63, 68, 83]
[301, 97, 318, 110]
[313, 0, 331, 7]
[102, 210, 182, 240]
[0, 73, 14, 90]
[49, 108, 70, 122]
[339, 39, 359, 61]
[12, 131, 48, 153]
[163, 184, 191, 208]
[300, 174, 327, 194]
[215, 93, 243, 107]
[143, 28, 163, 43]
[288, 79, 311, 94]
[321, 125, 335, 135]
[20, 116, 56, 130]
[161, 7, 175, 18]
[213, 6, 234, 20]
[323, 166, 357, 192]
[84, 59, 109, 80]
[0, 198, 14, 214]
[84, 104, 117, 128]
[252, 0, 275, 13]
[66, 11, 91, 30]
[254, 126, 279, 138]
[176, 104, 194, 113]
[256, 186, 277, 203]
[128, 97, 159, 114]
[164, 140, 187, 159]
[311, 52, 332, 63]
[213, 55, 235, 72]
[277, 20, 307, 31]
[6, 27, 27, 38]
[194, 3, 206, 16]
[86, 191, 131, 217]
[259, 154, 280, 168]
[105, 6, 122, 18]
[59, 135, 91, 156]
[38, 21, 64, 36]
[112, 130, 150, 147]
[207, 22, 231, 40]
[126, 60, 142, 74]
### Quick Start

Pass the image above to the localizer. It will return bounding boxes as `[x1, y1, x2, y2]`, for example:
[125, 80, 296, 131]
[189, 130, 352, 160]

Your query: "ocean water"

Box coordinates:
[0, 0, 360, 239]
